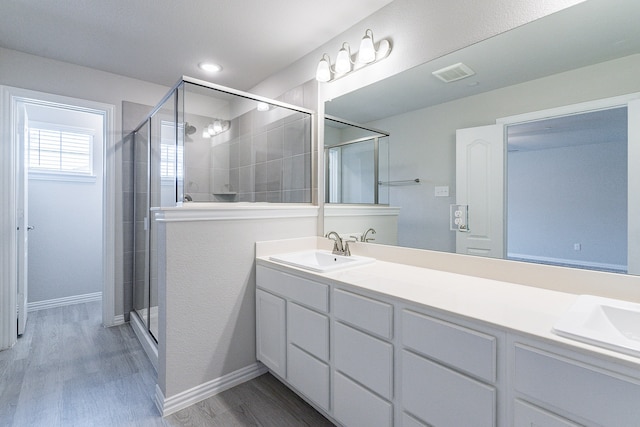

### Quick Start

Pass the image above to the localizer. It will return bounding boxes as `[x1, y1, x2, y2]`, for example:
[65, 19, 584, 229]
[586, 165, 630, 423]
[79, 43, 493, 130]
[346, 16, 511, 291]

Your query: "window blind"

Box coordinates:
[28, 127, 93, 174]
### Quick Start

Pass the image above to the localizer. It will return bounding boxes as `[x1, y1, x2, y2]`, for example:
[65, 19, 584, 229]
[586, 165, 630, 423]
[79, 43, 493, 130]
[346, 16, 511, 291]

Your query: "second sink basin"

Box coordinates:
[269, 250, 375, 273]
[552, 295, 640, 358]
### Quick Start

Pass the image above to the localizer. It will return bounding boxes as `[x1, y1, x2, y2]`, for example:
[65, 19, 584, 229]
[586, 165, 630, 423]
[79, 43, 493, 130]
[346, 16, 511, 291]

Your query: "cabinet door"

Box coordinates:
[288, 302, 329, 361]
[514, 400, 580, 427]
[514, 344, 640, 426]
[334, 371, 393, 427]
[402, 350, 496, 427]
[334, 322, 393, 400]
[256, 289, 286, 378]
[288, 344, 330, 411]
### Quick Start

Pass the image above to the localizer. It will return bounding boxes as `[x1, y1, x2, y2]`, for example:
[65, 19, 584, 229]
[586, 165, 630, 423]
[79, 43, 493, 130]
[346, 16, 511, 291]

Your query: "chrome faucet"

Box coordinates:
[326, 231, 350, 256]
[362, 228, 377, 242]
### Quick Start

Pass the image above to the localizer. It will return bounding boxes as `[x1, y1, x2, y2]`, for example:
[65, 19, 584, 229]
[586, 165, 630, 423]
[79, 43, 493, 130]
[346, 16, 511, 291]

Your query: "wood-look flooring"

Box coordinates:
[0, 301, 335, 426]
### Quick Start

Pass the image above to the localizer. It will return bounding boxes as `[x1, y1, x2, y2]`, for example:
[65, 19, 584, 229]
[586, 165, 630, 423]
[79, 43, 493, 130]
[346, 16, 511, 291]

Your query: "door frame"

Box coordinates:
[0, 86, 116, 349]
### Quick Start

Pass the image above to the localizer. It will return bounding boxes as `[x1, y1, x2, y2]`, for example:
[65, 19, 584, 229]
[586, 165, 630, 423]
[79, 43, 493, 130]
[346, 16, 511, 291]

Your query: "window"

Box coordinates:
[28, 125, 93, 175]
[160, 121, 183, 180]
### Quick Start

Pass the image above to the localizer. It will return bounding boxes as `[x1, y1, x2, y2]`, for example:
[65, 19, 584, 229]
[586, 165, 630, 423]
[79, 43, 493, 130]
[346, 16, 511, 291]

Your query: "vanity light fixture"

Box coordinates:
[335, 43, 353, 75]
[315, 29, 391, 83]
[316, 54, 332, 83]
[202, 119, 230, 138]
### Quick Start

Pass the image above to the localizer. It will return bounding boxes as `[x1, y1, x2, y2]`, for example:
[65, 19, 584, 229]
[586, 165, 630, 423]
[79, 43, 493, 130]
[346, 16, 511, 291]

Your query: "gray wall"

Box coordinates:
[508, 140, 627, 270]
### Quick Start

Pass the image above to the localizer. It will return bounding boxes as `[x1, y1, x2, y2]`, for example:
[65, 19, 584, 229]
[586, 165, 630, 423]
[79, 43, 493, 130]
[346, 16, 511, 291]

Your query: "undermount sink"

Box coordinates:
[552, 295, 640, 358]
[269, 250, 375, 273]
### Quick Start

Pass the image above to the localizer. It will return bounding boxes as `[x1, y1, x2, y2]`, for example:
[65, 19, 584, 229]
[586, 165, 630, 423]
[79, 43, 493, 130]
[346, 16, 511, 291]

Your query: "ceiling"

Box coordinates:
[324, 0, 640, 124]
[0, 0, 393, 90]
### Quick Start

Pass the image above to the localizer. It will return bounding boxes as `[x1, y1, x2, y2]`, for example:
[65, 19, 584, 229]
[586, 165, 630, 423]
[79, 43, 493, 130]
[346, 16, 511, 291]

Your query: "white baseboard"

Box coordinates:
[27, 291, 102, 312]
[155, 362, 268, 416]
[112, 314, 125, 326]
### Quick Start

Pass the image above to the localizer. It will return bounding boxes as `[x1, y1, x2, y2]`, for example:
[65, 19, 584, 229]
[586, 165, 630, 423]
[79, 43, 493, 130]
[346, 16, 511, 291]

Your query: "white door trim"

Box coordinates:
[496, 92, 640, 125]
[0, 86, 117, 349]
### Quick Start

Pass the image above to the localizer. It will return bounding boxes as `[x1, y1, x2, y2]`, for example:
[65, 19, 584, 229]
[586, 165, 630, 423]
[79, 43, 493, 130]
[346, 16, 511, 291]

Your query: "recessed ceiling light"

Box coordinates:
[198, 62, 222, 73]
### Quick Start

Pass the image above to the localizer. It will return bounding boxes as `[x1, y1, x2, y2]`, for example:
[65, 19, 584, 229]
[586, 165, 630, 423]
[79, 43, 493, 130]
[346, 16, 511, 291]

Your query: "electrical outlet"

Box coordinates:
[574, 243, 581, 251]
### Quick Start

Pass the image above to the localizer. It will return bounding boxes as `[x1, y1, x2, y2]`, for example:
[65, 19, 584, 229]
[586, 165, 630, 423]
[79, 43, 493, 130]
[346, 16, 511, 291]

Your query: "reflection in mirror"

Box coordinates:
[324, 116, 389, 204]
[324, 117, 400, 245]
[323, 0, 640, 275]
[506, 108, 628, 273]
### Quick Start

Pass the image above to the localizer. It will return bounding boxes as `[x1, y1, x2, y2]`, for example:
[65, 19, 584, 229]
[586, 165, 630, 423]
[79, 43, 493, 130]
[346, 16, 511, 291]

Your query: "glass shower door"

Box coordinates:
[132, 120, 150, 332]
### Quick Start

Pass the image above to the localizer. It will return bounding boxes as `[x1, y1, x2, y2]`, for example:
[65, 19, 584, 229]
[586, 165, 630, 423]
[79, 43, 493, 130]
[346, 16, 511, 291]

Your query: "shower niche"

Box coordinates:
[126, 77, 314, 347]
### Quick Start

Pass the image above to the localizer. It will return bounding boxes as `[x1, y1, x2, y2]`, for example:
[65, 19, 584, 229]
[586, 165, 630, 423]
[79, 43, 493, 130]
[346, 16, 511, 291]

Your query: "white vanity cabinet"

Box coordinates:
[333, 289, 394, 427]
[400, 308, 501, 427]
[256, 265, 330, 412]
[510, 335, 640, 427]
[256, 258, 640, 427]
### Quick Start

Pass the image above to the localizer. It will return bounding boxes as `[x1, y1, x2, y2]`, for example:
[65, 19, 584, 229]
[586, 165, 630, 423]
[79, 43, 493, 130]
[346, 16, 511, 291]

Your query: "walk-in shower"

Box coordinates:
[125, 77, 314, 362]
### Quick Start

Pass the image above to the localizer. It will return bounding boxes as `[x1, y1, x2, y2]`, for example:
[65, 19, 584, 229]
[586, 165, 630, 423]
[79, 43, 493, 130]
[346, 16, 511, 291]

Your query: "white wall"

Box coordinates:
[508, 140, 627, 270]
[365, 54, 640, 252]
[154, 207, 318, 407]
[26, 105, 104, 303]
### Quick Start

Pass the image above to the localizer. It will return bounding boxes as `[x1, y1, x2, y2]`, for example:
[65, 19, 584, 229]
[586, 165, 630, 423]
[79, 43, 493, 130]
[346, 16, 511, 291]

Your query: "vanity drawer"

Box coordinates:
[257, 265, 328, 312]
[334, 322, 393, 400]
[288, 302, 329, 361]
[334, 288, 393, 339]
[402, 412, 429, 427]
[334, 371, 393, 427]
[514, 344, 640, 426]
[514, 399, 581, 427]
[287, 344, 330, 412]
[401, 350, 496, 427]
[402, 309, 496, 383]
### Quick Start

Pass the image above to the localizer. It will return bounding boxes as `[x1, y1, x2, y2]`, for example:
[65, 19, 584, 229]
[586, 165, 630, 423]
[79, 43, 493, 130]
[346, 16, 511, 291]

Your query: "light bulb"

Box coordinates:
[316, 55, 331, 82]
[257, 102, 270, 112]
[213, 120, 223, 133]
[335, 43, 352, 75]
[358, 30, 376, 63]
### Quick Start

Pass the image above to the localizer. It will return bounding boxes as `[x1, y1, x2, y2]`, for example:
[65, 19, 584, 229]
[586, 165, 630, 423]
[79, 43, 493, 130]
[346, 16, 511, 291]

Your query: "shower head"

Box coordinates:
[185, 122, 197, 136]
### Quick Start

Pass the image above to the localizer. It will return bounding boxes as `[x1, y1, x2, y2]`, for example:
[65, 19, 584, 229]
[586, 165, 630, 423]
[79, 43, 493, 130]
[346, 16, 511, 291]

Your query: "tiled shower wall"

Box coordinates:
[210, 108, 311, 203]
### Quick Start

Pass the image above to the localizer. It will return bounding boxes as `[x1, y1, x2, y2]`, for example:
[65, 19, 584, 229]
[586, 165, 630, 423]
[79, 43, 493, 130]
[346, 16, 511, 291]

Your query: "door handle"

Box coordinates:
[27, 225, 35, 231]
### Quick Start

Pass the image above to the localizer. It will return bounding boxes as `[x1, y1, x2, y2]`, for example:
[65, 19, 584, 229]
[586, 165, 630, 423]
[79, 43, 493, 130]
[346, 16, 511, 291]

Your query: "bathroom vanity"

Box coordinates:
[256, 239, 640, 427]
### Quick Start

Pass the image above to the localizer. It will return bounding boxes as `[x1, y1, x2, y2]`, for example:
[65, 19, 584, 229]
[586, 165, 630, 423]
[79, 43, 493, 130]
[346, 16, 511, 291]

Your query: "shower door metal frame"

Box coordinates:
[131, 122, 153, 339]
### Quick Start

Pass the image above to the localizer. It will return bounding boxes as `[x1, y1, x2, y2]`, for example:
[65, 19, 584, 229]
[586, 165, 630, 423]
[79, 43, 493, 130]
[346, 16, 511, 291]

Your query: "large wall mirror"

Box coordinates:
[323, 0, 640, 275]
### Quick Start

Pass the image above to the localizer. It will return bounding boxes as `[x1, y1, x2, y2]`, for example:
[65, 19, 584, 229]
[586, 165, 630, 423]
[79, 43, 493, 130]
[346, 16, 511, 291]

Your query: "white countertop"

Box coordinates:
[257, 255, 640, 368]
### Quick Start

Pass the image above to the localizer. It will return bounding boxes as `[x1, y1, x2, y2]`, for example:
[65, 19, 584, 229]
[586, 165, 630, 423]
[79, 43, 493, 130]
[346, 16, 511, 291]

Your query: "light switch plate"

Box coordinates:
[435, 186, 450, 197]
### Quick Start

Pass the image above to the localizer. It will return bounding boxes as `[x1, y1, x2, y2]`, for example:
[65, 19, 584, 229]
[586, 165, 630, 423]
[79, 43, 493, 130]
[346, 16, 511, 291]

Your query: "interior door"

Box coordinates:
[455, 124, 505, 258]
[16, 102, 29, 335]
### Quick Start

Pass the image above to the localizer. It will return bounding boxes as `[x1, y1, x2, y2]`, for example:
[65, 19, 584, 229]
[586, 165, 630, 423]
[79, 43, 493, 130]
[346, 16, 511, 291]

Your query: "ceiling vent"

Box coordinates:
[432, 62, 476, 83]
